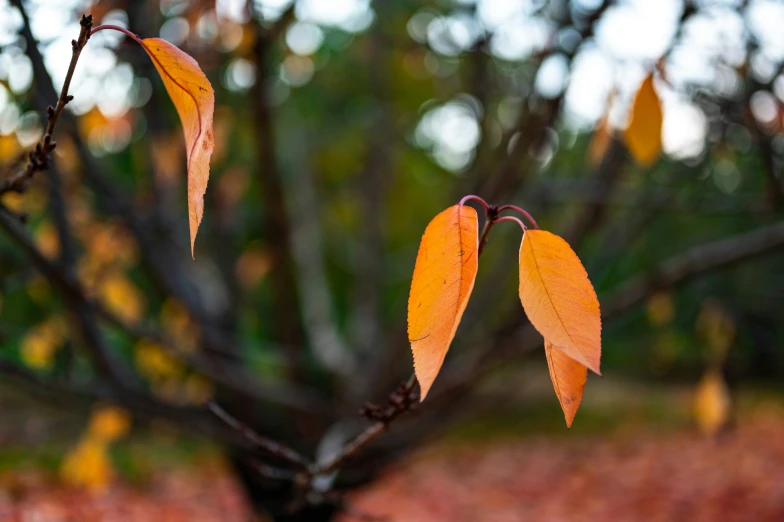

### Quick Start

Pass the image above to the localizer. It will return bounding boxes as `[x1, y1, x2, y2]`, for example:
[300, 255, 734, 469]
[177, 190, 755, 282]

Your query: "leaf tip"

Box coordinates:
[413, 368, 432, 402]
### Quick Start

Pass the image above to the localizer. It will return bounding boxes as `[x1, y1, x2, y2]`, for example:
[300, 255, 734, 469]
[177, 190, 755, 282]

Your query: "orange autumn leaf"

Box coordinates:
[624, 73, 663, 167]
[545, 340, 587, 428]
[139, 37, 214, 258]
[408, 205, 479, 400]
[518, 229, 601, 374]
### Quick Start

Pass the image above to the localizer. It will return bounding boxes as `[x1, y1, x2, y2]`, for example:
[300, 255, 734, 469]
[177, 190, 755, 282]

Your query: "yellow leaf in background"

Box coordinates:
[624, 73, 663, 166]
[140, 37, 215, 258]
[518, 230, 602, 375]
[35, 221, 60, 259]
[408, 205, 479, 400]
[99, 273, 145, 324]
[694, 368, 732, 436]
[0, 134, 21, 163]
[88, 405, 131, 443]
[646, 291, 675, 327]
[20, 316, 68, 370]
[545, 341, 588, 428]
[60, 438, 112, 491]
[81, 222, 138, 268]
[135, 339, 183, 382]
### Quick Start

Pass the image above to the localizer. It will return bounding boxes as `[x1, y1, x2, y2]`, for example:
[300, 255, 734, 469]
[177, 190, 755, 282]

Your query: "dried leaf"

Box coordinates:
[408, 205, 479, 400]
[624, 73, 663, 166]
[518, 230, 602, 374]
[545, 340, 587, 428]
[140, 38, 214, 257]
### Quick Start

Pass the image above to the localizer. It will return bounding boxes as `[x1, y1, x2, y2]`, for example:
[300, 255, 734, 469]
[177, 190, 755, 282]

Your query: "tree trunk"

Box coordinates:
[230, 455, 340, 522]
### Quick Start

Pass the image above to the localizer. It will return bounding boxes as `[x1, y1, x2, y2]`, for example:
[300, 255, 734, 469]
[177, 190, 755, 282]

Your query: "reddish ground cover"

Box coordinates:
[341, 408, 784, 522]
[1, 407, 783, 521]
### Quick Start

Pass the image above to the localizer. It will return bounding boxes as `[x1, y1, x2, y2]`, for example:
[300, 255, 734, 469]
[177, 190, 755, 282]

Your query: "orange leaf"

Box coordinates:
[623, 73, 663, 167]
[408, 205, 479, 400]
[545, 340, 587, 428]
[518, 229, 601, 374]
[141, 38, 214, 258]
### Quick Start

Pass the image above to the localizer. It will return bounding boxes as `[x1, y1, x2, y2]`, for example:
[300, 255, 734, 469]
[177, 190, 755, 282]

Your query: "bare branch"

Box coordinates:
[313, 374, 418, 477]
[207, 401, 310, 469]
[602, 220, 784, 318]
[0, 8, 91, 195]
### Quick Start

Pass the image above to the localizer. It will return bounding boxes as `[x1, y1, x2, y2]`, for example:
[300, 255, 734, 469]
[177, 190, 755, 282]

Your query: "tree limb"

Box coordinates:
[602, 220, 784, 318]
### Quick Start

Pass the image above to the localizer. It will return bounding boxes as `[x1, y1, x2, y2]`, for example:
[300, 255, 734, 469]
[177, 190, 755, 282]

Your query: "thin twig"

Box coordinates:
[0, 11, 92, 195]
[207, 401, 310, 469]
[313, 374, 418, 476]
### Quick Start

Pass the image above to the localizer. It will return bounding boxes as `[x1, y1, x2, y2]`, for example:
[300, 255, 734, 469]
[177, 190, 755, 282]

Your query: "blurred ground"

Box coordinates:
[340, 405, 784, 522]
[1, 381, 783, 522]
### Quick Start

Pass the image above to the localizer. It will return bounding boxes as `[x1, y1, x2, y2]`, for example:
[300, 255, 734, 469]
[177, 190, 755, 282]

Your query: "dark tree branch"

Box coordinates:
[602, 220, 784, 318]
[250, 5, 305, 370]
[313, 374, 418, 477]
[208, 401, 310, 469]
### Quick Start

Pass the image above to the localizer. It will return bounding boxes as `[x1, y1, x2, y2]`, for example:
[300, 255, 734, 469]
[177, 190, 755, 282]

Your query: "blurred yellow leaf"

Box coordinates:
[693, 368, 732, 436]
[20, 316, 68, 370]
[35, 221, 60, 259]
[0, 134, 21, 163]
[88, 405, 132, 443]
[135, 339, 183, 382]
[624, 73, 663, 167]
[646, 291, 675, 327]
[99, 273, 145, 323]
[60, 438, 113, 491]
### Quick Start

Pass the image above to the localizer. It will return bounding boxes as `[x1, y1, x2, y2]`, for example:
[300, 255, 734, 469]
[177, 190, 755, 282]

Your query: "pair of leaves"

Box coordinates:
[408, 205, 601, 427]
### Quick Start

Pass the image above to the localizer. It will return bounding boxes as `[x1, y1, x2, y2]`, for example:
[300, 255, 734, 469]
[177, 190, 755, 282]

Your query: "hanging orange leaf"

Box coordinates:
[623, 73, 663, 167]
[518, 230, 601, 374]
[408, 205, 479, 400]
[112, 35, 215, 258]
[545, 340, 587, 427]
